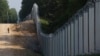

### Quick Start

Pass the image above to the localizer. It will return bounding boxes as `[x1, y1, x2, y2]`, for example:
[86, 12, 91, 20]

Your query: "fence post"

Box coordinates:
[88, 2, 95, 53]
[68, 24, 71, 56]
[94, 0, 100, 52]
[83, 6, 89, 54]
[78, 12, 83, 55]
[74, 16, 79, 55]
[65, 25, 68, 56]
[71, 21, 74, 56]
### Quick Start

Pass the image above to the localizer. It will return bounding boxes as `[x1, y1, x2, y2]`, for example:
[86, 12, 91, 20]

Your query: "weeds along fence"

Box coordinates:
[30, 0, 100, 56]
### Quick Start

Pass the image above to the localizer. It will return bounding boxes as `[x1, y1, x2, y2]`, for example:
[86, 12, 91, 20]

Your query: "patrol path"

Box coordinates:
[0, 20, 41, 56]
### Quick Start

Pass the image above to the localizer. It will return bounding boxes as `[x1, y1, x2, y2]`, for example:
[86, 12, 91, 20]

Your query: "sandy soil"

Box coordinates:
[0, 20, 41, 56]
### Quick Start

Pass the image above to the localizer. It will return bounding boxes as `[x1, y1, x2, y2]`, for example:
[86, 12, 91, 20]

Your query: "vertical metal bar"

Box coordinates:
[68, 24, 71, 56]
[52, 36, 53, 56]
[70, 22, 72, 56]
[54, 33, 57, 56]
[61, 29, 63, 56]
[71, 20, 74, 56]
[73, 19, 75, 56]
[55, 34, 57, 56]
[48, 37, 51, 56]
[88, 6, 90, 53]
[79, 12, 83, 54]
[59, 30, 61, 56]
[74, 16, 79, 55]
[67, 25, 69, 56]
[65, 26, 68, 56]
[49, 38, 51, 56]
[46, 38, 47, 55]
[89, 3, 95, 53]
[55, 33, 57, 56]
[63, 28, 65, 56]
[84, 7, 89, 54]
[95, 0, 100, 52]
[51, 37, 53, 56]
[57, 31, 60, 56]
[82, 11, 84, 54]
[94, 1, 96, 52]
[45, 38, 47, 56]
[78, 15, 79, 54]
[53, 34, 55, 56]
[57, 31, 59, 56]
[59, 30, 62, 56]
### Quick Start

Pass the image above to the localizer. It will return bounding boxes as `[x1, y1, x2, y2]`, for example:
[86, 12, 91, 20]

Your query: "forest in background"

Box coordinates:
[0, 0, 17, 23]
[19, 0, 87, 33]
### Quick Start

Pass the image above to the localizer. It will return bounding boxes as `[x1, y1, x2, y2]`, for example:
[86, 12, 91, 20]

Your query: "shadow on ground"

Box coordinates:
[0, 35, 42, 56]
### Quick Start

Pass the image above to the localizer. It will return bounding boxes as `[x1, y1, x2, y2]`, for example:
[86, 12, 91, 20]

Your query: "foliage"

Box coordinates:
[8, 8, 18, 23]
[0, 0, 9, 23]
[40, 18, 50, 33]
[19, 0, 87, 33]
[40, 18, 49, 26]
[0, 0, 17, 23]
[19, 0, 35, 21]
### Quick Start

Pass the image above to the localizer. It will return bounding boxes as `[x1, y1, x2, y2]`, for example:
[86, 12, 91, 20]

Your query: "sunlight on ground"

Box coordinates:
[0, 45, 25, 50]
[0, 41, 11, 45]
[0, 24, 12, 35]
[0, 21, 41, 56]
[0, 41, 25, 49]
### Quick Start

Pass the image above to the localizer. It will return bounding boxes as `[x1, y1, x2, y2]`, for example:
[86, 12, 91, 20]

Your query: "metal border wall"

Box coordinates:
[30, 0, 100, 56]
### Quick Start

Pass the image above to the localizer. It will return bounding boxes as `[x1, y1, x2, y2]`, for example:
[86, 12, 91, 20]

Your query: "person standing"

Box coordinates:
[7, 28, 9, 33]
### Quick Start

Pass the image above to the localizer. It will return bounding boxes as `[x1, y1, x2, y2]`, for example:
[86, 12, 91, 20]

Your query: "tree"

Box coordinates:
[19, 0, 87, 33]
[19, 0, 35, 21]
[8, 8, 18, 23]
[0, 0, 9, 23]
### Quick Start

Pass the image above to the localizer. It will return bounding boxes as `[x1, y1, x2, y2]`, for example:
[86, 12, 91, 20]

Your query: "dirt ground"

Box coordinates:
[0, 20, 41, 56]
